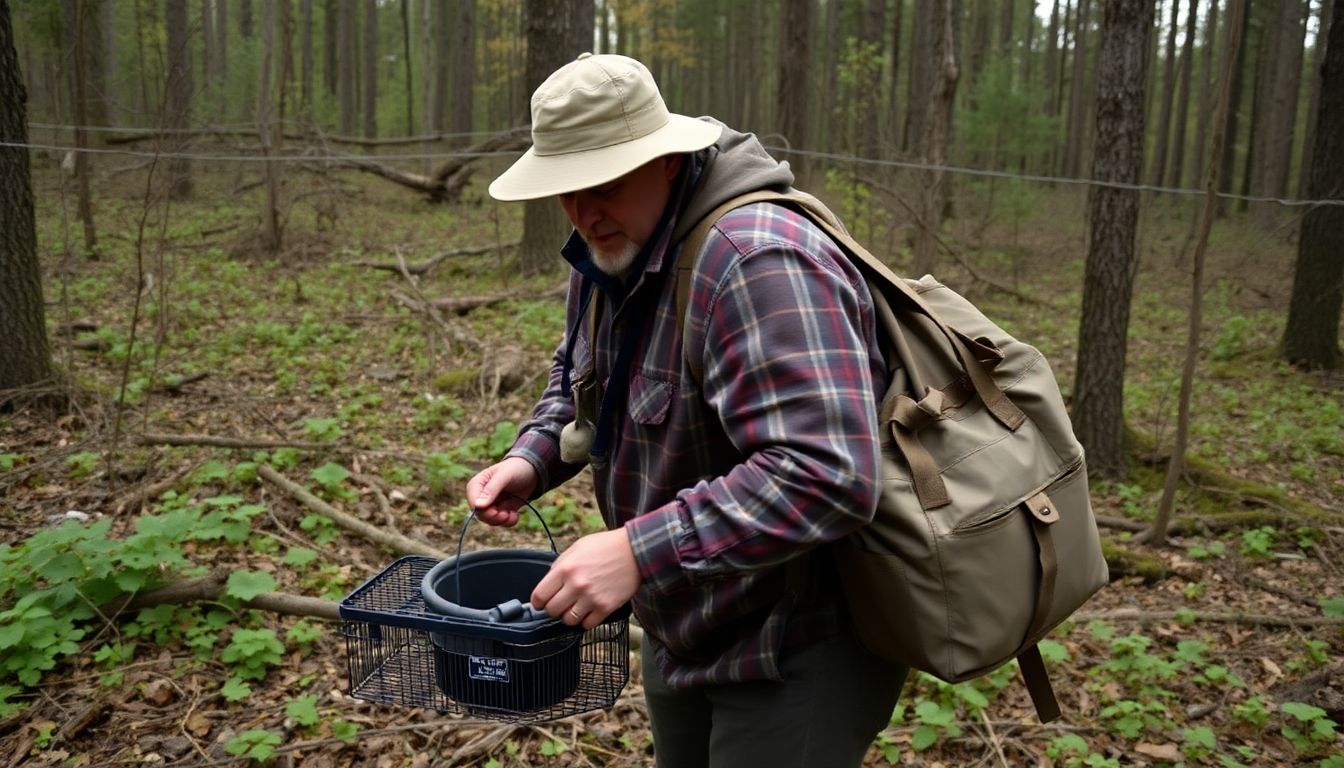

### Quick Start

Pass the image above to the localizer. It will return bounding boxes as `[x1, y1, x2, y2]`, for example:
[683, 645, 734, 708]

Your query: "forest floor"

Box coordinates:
[2, 158, 1343, 767]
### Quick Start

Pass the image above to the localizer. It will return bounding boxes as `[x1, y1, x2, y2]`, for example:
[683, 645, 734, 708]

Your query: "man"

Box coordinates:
[467, 53, 906, 767]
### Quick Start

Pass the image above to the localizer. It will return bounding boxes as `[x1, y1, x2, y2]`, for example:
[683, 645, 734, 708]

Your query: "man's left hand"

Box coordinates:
[531, 528, 641, 630]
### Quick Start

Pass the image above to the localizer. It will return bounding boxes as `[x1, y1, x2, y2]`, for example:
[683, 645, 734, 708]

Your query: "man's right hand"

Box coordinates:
[465, 456, 539, 527]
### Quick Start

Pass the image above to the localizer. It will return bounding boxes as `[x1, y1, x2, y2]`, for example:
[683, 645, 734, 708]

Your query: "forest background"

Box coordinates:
[1, 0, 1342, 766]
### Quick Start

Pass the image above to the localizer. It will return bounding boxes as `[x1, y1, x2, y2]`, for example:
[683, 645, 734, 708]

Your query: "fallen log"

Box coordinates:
[135, 432, 333, 451]
[355, 242, 519, 275]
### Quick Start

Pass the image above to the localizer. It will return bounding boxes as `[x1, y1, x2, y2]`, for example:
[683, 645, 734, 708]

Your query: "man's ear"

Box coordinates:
[663, 154, 684, 182]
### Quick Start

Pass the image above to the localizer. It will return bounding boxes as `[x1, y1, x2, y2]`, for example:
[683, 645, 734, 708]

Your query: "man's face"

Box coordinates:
[559, 155, 683, 276]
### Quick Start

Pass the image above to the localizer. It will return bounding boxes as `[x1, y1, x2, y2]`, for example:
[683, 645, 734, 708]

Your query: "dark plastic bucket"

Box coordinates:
[418, 518, 582, 713]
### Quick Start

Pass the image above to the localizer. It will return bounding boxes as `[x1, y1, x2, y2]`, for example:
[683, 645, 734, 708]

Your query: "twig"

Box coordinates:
[134, 432, 334, 450]
[979, 707, 1010, 768]
[257, 464, 450, 559]
[112, 461, 202, 514]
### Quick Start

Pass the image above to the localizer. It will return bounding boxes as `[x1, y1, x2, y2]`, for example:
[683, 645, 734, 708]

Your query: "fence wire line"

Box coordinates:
[27, 120, 495, 140]
[5, 137, 1342, 209]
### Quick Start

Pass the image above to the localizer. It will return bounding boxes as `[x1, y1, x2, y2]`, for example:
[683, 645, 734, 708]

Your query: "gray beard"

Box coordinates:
[589, 240, 641, 277]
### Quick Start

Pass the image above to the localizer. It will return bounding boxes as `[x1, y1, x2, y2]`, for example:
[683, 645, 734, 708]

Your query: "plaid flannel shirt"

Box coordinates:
[509, 198, 886, 687]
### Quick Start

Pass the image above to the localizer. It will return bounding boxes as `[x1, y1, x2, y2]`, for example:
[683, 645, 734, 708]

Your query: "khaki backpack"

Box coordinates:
[675, 190, 1110, 723]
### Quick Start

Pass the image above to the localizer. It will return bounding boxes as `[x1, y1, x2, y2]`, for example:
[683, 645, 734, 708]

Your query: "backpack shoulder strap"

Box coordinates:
[674, 191, 1023, 434]
[674, 190, 797, 384]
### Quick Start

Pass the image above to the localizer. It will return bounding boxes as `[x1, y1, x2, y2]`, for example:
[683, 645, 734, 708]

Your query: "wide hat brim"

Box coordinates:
[488, 115, 721, 201]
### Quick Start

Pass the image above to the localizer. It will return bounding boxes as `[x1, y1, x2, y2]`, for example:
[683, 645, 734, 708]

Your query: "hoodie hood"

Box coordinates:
[671, 119, 795, 244]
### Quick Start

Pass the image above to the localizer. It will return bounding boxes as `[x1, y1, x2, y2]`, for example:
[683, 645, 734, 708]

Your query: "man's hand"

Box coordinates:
[465, 457, 538, 526]
[531, 528, 641, 630]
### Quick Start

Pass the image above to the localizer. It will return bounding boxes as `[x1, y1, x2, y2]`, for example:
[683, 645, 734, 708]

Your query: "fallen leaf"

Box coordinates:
[1261, 657, 1283, 677]
[143, 679, 176, 707]
[184, 712, 212, 738]
[1135, 742, 1181, 760]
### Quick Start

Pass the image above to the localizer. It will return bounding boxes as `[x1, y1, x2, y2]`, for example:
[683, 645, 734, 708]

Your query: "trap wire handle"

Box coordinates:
[455, 493, 560, 617]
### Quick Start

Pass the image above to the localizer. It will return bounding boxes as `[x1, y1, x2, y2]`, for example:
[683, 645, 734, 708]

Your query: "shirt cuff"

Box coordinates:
[625, 503, 696, 594]
[506, 428, 562, 497]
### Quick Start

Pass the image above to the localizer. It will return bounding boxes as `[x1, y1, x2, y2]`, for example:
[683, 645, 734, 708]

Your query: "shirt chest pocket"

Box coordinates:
[628, 374, 675, 426]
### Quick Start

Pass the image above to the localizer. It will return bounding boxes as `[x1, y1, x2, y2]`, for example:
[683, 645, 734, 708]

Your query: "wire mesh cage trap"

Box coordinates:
[338, 513, 631, 724]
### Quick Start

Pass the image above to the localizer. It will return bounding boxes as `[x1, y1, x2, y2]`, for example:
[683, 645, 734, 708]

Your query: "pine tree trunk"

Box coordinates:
[66, 0, 96, 252]
[338, 0, 355, 134]
[201, 0, 214, 87]
[1074, 0, 1153, 480]
[969, 0, 991, 92]
[912, 0, 958, 278]
[1217, 0, 1248, 205]
[1000, 0, 1017, 56]
[859, 0, 885, 157]
[302, 0, 314, 114]
[905, 0, 931, 153]
[1298, 0, 1332, 198]
[238, 0, 252, 37]
[431, 0, 447, 130]
[887, 0, 903, 151]
[1168, 0, 1198, 188]
[1150, 0, 1179, 185]
[0, 0, 54, 393]
[777, 0, 812, 160]
[216, 0, 228, 80]
[822, 0, 840, 150]
[1022, 1, 1036, 89]
[91, 0, 110, 127]
[363, 0, 376, 138]
[452, 0, 475, 138]
[1281, 0, 1343, 370]
[324, 0, 336, 95]
[258, 0, 281, 253]
[518, 0, 590, 276]
[1063, 0, 1092, 179]
[1192, 0, 1219, 185]
[1250, 0, 1306, 219]
[165, 0, 192, 199]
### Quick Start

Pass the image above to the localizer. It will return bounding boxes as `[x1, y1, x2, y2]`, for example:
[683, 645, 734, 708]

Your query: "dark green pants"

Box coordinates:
[641, 628, 907, 768]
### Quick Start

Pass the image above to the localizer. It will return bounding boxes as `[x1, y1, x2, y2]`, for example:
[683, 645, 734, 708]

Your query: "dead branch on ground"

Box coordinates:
[134, 432, 333, 451]
[1074, 608, 1344, 628]
[113, 568, 340, 621]
[355, 241, 519, 275]
[257, 464, 450, 559]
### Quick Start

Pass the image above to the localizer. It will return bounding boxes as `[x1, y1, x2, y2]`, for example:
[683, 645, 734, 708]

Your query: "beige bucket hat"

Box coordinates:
[489, 53, 722, 201]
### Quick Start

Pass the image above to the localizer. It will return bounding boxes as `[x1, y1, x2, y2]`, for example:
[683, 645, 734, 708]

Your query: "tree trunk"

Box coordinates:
[1046, 0, 1062, 113]
[1217, 0, 1248, 205]
[858, 0, 885, 157]
[0, 0, 54, 394]
[1150, 0, 1179, 186]
[1022, 0, 1036, 89]
[432, 0, 448, 130]
[216, 0, 228, 81]
[238, 0, 252, 37]
[1000, 0, 1017, 56]
[201, 0, 215, 88]
[905, 0, 932, 153]
[887, 0, 903, 152]
[165, 0, 192, 199]
[301, 0, 314, 114]
[452, 0, 475, 139]
[66, 0, 96, 252]
[399, 0, 411, 133]
[1192, 0, 1219, 185]
[777, 0, 813, 160]
[1298, 0, 1332, 198]
[258, 0, 281, 253]
[912, 0, 958, 278]
[1168, 0, 1198, 188]
[822, 0, 840, 150]
[363, 0, 376, 138]
[970, 0, 991, 94]
[1281, 0, 1343, 370]
[324, 0, 336, 95]
[338, 0, 356, 134]
[519, 0, 590, 276]
[1253, 0, 1306, 217]
[87, 0, 110, 128]
[1073, 0, 1153, 480]
[1063, 0, 1092, 179]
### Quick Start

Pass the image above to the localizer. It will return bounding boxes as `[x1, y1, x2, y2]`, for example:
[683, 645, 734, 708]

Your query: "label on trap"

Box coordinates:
[468, 656, 510, 683]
